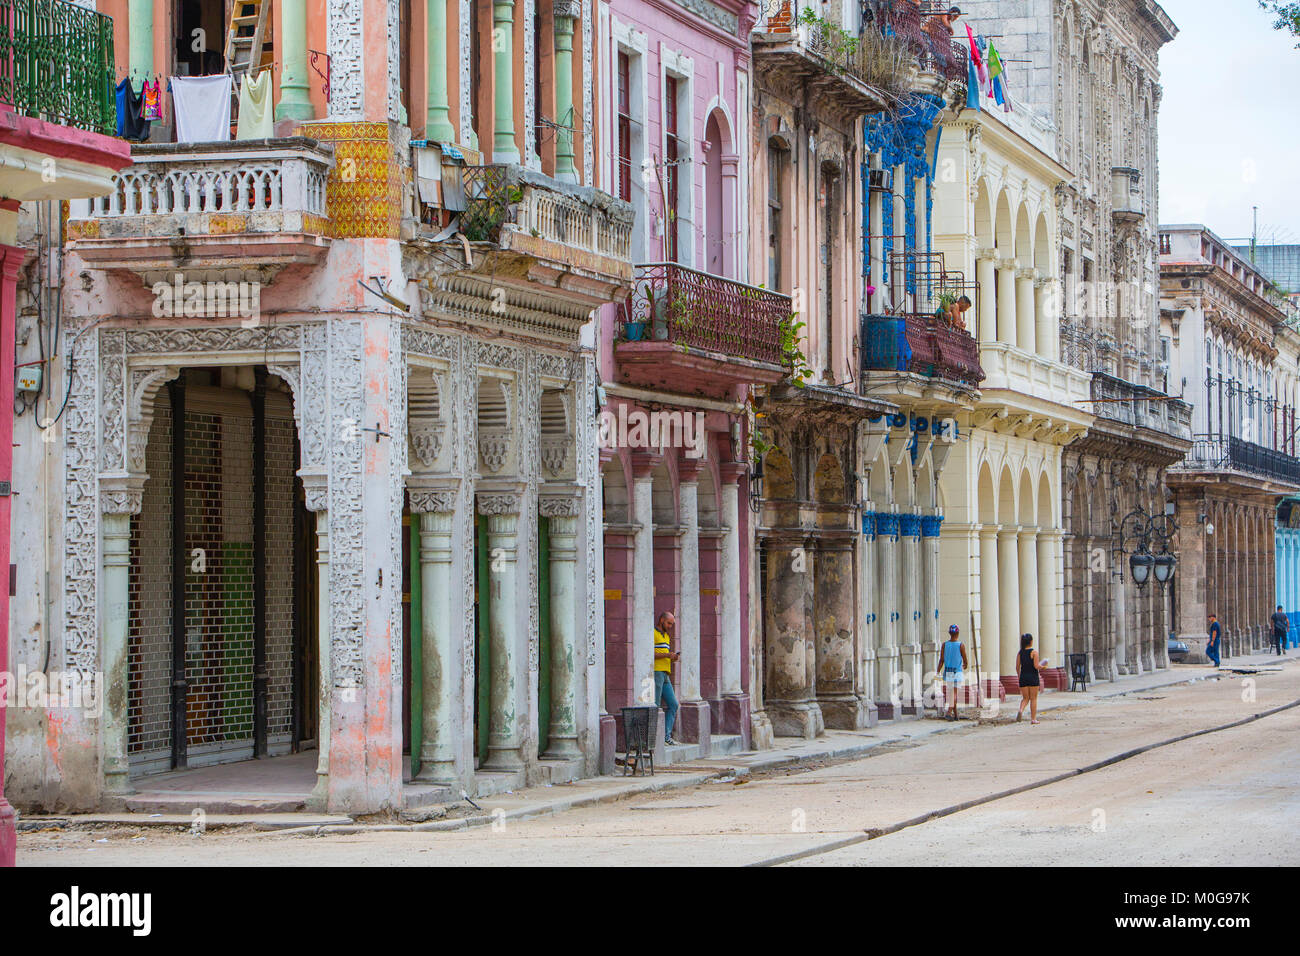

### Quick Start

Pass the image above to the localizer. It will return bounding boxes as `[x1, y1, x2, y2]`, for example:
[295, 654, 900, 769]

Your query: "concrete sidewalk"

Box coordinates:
[21, 646, 1297, 836]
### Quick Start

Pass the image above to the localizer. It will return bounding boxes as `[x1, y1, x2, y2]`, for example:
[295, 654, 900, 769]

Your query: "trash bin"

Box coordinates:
[1068, 652, 1089, 692]
[621, 705, 659, 777]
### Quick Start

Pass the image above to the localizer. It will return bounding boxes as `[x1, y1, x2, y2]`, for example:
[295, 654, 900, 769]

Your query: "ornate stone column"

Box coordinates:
[875, 511, 900, 715]
[996, 258, 1018, 345]
[424, 0, 456, 139]
[410, 488, 458, 784]
[976, 249, 997, 344]
[718, 462, 747, 734]
[978, 526, 1000, 700]
[898, 513, 922, 713]
[479, 493, 525, 770]
[763, 531, 822, 738]
[100, 486, 143, 800]
[814, 531, 863, 727]
[1018, 526, 1040, 660]
[1037, 529, 1060, 686]
[1016, 268, 1037, 354]
[492, 0, 520, 163]
[859, 508, 878, 724]
[303, 480, 331, 809]
[921, 513, 943, 683]
[541, 494, 582, 758]
[998, 528, 1021, 689]
[552, 2, 579, 182]
[629, 453, 659, 710]
[674, 457, 709, 751]
[1035, 276, 1057, 361]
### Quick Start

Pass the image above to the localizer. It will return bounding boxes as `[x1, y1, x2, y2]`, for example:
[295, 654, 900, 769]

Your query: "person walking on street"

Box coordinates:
[654, 612, 681, 745]
[940, 624, 968, 721]
[1206, 614, 1222, 668]
[1271, 605, 1289, 657]
[1016, 633, 1042, 725]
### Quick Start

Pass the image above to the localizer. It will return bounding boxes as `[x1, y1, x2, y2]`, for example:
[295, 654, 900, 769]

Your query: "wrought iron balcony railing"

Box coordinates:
[1173, 434, 1300, 485]
[756, 0, 965, 97]
[861, 313, 984, 384]
[617, 262, 788, 367]
[461, 163, 633, 262]
[0, 0, 116, 135]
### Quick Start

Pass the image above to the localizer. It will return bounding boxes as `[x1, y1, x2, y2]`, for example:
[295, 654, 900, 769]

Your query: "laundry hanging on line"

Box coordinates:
[236, 70, 275, 140]
[142, 80, 164, 122]
[115, 78, 151, 142]
[170, 74, 233, 143]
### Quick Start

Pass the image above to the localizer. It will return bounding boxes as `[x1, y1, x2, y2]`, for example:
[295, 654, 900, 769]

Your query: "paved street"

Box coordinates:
[18, 657, 1300, 866]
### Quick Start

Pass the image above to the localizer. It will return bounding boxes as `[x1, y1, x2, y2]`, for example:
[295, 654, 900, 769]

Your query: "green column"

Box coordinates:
[553, 14, 577, 183]
[492, 0, 520, 164]
[425, 0, 456, 141]
[276, 0, 315, 121]
[128, 0, 153, 79]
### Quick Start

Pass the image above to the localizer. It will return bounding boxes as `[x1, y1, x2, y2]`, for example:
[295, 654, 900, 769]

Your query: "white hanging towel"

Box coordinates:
[236, 70, 275, 140]
[171, 74, 233, 143]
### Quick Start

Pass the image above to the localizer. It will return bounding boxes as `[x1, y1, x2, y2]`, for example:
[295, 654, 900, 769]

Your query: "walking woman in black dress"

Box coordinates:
[1016, 633, 1042, 724]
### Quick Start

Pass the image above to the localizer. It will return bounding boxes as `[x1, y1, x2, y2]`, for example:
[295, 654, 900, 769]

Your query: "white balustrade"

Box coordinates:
[85, 140, 333, 227]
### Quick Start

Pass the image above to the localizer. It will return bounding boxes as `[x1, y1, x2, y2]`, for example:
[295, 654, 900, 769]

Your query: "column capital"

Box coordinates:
[997, 526, 1020, 540]
[719, 460, 748, 484]
[997, 257, 1019, 272]
[1016, 267, 1039, 282]
[629, 450, 663, 479]
[408, 478, 460, 514]
[553, 0, 581, 18]
[300, 471, 328, 512]
[100, 476, 145, 515]
[677, 453, 706, 483]
[1017, 526, 1041, 541]
[539, 495, 582, 518]
[979, 524, 1001, 539]
[478, 494, 522, 516]
[976, 246, 998, 262]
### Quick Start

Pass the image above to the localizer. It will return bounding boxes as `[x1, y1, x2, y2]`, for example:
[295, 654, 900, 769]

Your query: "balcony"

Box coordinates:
[407, 161, 633, 311]
[613, 262, 789, 399]
[862, 313, 983, 385]
[1111, 166, 1143, 222]
[1089, 371, 1192, 440]
[66, 138, 335, 281]
[0, 0, 130, 201]
[754, 0, 926, 114]
[1172, 435, 1300, 490]
[0, 0, 115, 135]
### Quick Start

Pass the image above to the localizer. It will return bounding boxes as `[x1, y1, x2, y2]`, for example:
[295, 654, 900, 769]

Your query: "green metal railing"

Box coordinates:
[0, 0, 116, 136]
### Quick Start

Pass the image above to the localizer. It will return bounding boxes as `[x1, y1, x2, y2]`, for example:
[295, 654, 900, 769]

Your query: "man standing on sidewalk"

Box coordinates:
[1271, 606, 1289, 657]
[654, 612, 681, 745]
[941, 624, 968, 721]
[1206, 614, 1222, 668]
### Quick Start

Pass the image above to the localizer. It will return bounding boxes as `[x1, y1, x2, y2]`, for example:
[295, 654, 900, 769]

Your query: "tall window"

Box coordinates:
[617, 52, 632, 202]
[767, 141, 786, 292]
[664, 76, 680, 262]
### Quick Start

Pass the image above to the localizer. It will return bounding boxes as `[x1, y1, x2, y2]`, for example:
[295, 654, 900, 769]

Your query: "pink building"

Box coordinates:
[595, 0, 783, 762]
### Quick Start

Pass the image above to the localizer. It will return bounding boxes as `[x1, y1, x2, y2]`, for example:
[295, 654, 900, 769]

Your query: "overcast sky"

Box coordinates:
[1158, 0, 1300, 245]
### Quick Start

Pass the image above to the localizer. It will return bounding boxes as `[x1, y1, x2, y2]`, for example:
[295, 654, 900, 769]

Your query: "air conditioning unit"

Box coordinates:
[867, 168, 893, 193]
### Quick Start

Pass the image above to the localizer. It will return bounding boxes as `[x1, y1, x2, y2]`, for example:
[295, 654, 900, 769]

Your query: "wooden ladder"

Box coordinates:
[225, 0, 273, 77]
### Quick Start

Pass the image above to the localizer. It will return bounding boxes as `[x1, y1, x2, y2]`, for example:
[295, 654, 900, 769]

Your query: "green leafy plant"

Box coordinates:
[778, 311, 813, 387]
[799, 7, 860, 73]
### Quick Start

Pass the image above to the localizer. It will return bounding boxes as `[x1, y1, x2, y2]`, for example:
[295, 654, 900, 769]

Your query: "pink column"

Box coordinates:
[0, 242, 24, 866]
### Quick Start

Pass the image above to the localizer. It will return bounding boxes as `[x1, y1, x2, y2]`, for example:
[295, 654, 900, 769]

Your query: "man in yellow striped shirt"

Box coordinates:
[654, 611, 681, 745]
